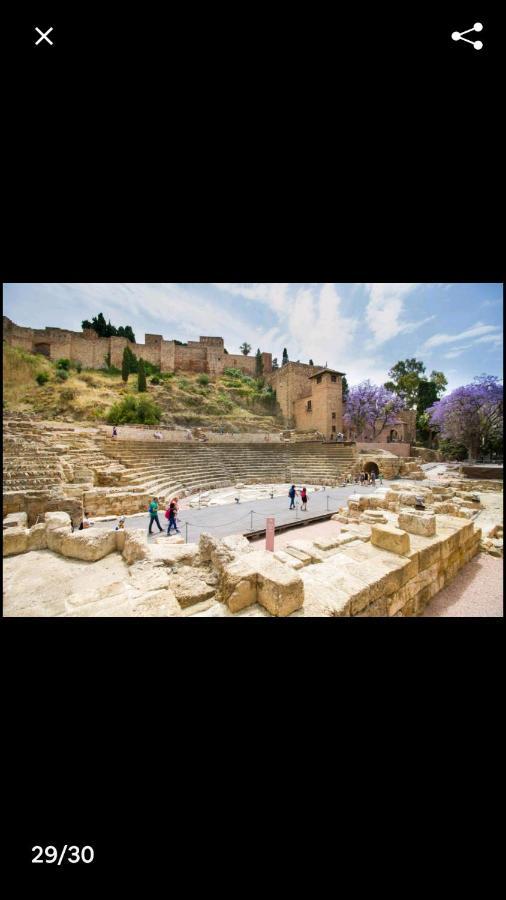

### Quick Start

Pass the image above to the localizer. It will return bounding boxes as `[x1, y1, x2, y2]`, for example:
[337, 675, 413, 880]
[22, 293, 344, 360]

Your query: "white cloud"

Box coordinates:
[422, 322, 501, 350]
[443, 345, 473, 359]
[212, 283, 290, 314]
[473, 333, 503, 346]
[364, 283, 425, 345]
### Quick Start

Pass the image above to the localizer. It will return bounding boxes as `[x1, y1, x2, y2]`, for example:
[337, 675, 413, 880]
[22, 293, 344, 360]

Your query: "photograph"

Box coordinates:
[2, 282, 503, 618]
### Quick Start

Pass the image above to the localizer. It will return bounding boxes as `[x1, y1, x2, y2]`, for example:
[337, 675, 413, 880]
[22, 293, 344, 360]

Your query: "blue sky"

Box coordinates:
[3, 283, 503, 393]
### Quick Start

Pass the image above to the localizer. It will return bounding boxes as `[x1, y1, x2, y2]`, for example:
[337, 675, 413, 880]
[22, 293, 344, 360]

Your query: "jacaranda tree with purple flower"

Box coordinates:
[344, 381, 405, 440]
[428, 375, 503, 460]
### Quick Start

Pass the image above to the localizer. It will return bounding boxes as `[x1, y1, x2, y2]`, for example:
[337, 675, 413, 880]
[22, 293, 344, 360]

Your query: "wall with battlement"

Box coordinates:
[3, 316, 272, 377]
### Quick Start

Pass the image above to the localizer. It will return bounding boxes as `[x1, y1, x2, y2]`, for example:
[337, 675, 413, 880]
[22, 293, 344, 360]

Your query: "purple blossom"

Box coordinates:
[428, 374, 503, 458]
[344, 381, 405, 440]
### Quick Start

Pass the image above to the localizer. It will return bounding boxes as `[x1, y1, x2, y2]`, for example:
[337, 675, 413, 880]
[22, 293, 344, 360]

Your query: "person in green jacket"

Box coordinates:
[148, 497, 163, 535]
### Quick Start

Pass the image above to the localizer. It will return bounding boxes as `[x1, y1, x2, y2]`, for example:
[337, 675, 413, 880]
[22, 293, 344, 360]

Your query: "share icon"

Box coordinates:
[451, 22, 484, 50]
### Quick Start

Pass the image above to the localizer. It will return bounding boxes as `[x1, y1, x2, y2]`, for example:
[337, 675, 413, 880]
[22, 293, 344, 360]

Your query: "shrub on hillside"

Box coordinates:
[106, 395, 161, 426]
[143, 361, 161, 377]
[178, 378, 190, 390]
[223, 368, 244, 379]
[150, 376, 161, 385]
[56, 358, 71, 370]
[36, 372, 50, 386]
[56, 369, 69, 381]
[197, 374, 210, 386]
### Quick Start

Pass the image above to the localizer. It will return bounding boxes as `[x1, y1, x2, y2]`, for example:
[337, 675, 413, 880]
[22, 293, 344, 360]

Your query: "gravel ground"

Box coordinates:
[422, 554, 503, 617]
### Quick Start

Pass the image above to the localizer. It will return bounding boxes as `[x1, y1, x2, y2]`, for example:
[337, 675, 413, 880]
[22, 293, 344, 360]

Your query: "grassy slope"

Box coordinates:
[3, 345, 282, 432]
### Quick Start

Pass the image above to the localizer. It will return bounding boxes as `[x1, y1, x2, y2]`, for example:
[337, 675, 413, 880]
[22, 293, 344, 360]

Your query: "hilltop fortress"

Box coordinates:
[2, 315, 272, 378]
[3, 315, 416, 444]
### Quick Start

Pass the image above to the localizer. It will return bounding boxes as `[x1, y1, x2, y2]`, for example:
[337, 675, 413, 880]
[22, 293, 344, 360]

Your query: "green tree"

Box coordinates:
[255, 349, 264, 377]
[122, 345, 138, 374]
[282, 348, 289, 366]
[385, 358, 426, 409]
[272, 358, 279, 370]
[137, 358, 147, 393]
[240, 342, 252, 356]
[309, 359, 314, 366]
[121, 347, 130, 383]
[82, 315, 136, 343]
[93, 313, 108, 337]
[341, 375, 349, 402]
[429, 370, 448, 394]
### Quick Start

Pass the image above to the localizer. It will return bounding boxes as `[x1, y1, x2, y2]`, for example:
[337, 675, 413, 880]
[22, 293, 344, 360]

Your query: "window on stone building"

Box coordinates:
[332, 412, 336, 419]
[316, 376, 322, 384]
[331, 375, 337, 383]
[307, 401, 312, 412]
[332, 426, 336, 433]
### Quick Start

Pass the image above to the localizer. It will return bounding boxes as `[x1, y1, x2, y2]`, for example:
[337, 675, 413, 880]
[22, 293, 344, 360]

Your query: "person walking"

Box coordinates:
[371, 471, 376, 488]
[289, 485, 297, 509]
[166, 498, 181, 536]
[112, 425, 118, 439]
[301, 487, 308, 511]
[360, 473, 365, 486]
[148, 497, 163, 535]
[379, 473, 383, 486]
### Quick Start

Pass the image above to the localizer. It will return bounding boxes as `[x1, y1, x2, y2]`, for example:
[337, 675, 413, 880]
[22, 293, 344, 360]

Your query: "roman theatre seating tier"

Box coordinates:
[99, 440, 357, 501]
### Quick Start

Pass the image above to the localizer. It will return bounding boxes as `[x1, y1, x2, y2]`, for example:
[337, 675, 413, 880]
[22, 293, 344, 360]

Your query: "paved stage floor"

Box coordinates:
[94, 484, 365, 543]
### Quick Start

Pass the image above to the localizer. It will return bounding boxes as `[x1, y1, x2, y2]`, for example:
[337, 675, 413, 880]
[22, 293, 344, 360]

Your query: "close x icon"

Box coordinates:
[34, 25, 54, 45]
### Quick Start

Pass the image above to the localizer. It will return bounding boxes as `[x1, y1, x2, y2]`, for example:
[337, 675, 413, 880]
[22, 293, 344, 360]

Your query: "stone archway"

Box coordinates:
[34, 342, 51, 358]
[364, 461, 380, 478]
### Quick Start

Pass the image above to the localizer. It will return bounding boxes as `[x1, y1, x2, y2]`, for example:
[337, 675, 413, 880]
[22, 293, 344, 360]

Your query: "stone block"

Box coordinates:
[199, 532, 221, 562]
[3, 511, 28, 528]
[300, 573, 351, 616]
[285, 539, 326, 563]
[219, 556, 259, 612]
[273, 550, 304, 570]
[256, 558, 304, 617]
[398, 511, 436, 537]
[45, 511, 72, 530]
[170, 571, 216, 608]
[282, 546, 313, 565]
[313, 535, 342, 551]
[115, 530, 126, 552]
[221, 534, 253, 554]
[46, 526, 71, 553]
[355, 596, 388, 617]
[27, 523, 48, 551]
[398, 492, 418, 506]
[302, 564, 372, 614]
[130, 588, 182, 617]
[61, 529, 118, 562]
[371, 524, 410, 555]
[3, 526, 29, 557]
[122, 530, 149, 565]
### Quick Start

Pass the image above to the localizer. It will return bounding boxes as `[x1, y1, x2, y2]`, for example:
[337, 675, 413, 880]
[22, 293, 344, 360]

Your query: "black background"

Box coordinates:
[1, 1, 503, 887]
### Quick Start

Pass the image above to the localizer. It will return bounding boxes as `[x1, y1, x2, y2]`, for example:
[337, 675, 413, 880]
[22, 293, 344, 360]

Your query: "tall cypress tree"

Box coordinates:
[255, 349, 264, 377]
[138, 358, 147, 393]
[122, 347, 130, 383]
[282, 348, 289, 366]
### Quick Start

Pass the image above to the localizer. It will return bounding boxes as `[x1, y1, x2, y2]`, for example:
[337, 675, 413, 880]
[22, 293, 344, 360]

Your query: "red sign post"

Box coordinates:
[266, 517, 275, 552]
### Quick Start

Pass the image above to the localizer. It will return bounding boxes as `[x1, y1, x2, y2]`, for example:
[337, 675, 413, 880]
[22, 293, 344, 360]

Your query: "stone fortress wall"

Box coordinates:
[3, 317, 272, 377]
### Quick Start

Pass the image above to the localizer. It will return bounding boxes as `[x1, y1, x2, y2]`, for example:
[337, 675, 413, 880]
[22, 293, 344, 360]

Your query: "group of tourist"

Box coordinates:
[148, 497, 181, 536]
[354, 471, 381, 486]
[289, 486, 308, 511]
